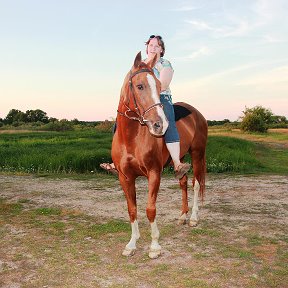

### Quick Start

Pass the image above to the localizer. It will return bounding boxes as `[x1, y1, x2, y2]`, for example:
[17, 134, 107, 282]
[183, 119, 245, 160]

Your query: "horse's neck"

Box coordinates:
[117, 118, 141, 139]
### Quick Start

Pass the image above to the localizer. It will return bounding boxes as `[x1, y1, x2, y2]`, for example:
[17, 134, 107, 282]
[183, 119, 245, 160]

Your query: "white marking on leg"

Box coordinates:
[190, 180, 200, 227]
[147, 74, 168, 132]
[122, 220, 140, 256]
[149, 221, 161, 259]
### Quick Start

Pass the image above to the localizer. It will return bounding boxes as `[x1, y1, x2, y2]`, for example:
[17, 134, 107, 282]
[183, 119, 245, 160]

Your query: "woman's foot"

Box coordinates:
[175, 163, 191, 179]
[100, 163, 118, 176]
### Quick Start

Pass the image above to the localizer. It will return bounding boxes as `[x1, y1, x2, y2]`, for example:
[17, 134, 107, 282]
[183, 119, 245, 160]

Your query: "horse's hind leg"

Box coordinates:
[189, 178, 200, 227]
[178, 174, 189, 225]
[189, 151, 205, 227]
[119, 175, 140, 256]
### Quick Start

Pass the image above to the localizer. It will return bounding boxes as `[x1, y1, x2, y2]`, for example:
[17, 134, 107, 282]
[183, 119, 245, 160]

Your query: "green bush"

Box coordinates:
[240, 106, 273, 133]
[240, 113, 267, 132]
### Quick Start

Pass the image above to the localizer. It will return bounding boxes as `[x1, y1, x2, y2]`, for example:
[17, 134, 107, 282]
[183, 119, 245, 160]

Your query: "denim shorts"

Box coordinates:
[160, 94, 179, 143]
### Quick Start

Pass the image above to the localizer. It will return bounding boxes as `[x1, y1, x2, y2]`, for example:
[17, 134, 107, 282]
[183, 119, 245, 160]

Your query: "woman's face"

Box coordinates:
[147, 38, 162, 60]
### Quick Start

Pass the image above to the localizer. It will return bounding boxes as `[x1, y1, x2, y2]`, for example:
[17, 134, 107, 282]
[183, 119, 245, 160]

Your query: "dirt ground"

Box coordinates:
[0, 173, 288, 288]
[1, 173, 287, 224]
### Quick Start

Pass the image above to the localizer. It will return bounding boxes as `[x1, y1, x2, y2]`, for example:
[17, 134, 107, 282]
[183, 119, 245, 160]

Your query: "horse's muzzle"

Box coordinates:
[147, 118, 168, 137]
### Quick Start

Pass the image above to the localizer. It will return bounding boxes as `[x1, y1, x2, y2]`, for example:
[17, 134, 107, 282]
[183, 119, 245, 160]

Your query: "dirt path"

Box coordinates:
[1, 174, 287, 224]
[0, 173, 288, 288]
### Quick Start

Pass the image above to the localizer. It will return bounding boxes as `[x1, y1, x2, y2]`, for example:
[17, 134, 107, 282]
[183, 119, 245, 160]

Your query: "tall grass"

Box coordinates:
[0, 130, 287, 174]
[206, 136, 263, 173]
[0, 130, 112, 174]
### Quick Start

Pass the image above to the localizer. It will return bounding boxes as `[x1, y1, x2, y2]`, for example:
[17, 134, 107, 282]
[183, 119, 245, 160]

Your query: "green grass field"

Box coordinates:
[0, 128, 287, 175]
[0, 130, 112, 174]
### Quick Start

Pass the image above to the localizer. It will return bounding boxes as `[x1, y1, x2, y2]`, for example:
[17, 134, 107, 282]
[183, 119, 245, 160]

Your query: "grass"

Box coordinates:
[0, 128, 287, 175]
[0, 130, 112, 174]
[206, 136, 263, 173]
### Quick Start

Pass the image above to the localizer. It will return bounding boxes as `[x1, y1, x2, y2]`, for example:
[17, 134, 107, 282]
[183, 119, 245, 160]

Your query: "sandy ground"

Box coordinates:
[1, 173, 287, 225]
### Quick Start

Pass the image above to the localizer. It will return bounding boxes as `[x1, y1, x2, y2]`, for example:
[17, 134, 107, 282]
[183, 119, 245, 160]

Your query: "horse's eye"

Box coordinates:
[136, 84, 144, 90]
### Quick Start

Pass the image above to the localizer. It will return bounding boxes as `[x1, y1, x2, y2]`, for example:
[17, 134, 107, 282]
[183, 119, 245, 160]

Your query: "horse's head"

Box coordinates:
[119, 52, 168, 137]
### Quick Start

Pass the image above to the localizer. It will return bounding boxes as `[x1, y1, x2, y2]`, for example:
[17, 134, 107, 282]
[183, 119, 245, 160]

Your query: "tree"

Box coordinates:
[240, 106, 273, 133]
[4, 109, 26, 124]
[25, 109, 49, 123]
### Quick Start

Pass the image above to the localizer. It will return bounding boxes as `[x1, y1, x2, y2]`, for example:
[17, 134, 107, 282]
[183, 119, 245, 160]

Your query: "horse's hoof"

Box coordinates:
[178, 218, 186, 225]
[149, 249, 161, 259]
[178, 213, 188, 225]
[122, 248, 136, 257]
[189, 220, 198, 227]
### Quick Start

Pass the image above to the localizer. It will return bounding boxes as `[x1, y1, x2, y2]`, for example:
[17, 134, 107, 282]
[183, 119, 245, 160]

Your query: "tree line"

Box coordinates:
[0, 109, 95, 131]
[0, 106, 287, 132]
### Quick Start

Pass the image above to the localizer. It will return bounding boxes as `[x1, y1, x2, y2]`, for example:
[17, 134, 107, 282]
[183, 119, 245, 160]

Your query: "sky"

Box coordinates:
[0, 0, 287, 121]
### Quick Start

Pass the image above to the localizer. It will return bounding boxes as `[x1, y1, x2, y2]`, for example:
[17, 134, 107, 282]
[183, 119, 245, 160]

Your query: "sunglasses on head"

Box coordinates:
[149, 35, 162, 40]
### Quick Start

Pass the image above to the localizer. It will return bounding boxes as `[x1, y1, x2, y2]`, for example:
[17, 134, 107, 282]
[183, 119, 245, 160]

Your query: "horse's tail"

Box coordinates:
[199, 151, 206, 203]
[192, 150, 206, 203]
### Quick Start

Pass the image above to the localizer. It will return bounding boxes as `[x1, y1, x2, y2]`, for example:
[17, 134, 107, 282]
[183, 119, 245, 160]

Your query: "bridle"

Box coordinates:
[117, 68, 163, 125]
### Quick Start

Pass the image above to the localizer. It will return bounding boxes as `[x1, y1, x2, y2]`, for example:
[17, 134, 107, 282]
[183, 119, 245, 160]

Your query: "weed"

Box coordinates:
[33, 207, 61, 216]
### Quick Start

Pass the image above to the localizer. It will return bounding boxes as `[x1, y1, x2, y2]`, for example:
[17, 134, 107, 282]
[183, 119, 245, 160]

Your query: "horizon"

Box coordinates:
[1, 0, 288, 122]
[0, 105, 286, 123]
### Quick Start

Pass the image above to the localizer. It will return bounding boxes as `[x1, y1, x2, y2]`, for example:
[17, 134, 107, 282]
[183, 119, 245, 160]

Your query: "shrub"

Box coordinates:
[41, 120, 74, 131]
[240, 106, 273, 133]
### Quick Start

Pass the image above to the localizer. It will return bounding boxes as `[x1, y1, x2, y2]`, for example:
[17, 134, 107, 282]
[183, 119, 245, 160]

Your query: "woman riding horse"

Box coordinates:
[101, 35, 191, 179]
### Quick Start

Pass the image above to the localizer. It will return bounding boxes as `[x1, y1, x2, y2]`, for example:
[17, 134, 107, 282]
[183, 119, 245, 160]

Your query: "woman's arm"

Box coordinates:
[160, 67, 173, 92]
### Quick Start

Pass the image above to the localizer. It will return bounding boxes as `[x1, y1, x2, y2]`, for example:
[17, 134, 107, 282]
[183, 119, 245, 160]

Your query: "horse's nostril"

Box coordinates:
[154, 122, 161, 129]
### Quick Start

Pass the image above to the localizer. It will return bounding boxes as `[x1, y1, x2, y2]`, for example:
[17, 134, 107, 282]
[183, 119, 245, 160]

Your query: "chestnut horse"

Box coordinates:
[112, 52, 208, 258]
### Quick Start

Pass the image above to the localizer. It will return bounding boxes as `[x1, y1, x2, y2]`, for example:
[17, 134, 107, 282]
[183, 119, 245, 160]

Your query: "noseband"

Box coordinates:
[117, 68, 163, 125]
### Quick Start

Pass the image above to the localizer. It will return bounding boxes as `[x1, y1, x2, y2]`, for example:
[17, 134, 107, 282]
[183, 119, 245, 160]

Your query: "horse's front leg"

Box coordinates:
[119, 174, 140, 256]
[147, 172, 161, 259]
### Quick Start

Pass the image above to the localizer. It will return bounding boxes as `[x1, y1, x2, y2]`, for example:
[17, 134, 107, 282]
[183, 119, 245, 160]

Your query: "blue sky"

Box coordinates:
[1, 0, 287, 121]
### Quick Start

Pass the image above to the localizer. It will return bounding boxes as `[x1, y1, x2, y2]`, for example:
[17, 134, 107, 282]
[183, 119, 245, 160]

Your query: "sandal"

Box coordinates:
[175, 163, 191, 179]
[100, 163, 118, 176]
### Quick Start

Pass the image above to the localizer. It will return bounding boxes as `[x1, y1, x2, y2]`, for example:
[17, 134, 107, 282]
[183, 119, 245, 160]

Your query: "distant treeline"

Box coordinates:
[0, 109, 112, 132]
[207, 119, 237, 126]
[1, 108, 287, 132]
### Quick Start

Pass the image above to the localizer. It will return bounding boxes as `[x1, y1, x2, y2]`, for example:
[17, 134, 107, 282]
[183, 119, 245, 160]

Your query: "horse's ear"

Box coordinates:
[147, 54, 157, 69]
[133, 51, 142, 68]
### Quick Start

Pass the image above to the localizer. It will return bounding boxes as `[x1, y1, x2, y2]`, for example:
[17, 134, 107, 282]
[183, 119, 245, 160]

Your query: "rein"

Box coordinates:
[117, 68, 163, 125]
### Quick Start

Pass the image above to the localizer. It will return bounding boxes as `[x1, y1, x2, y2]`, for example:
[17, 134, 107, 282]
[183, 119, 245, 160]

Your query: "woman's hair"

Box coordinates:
[145, 35, 165, 57]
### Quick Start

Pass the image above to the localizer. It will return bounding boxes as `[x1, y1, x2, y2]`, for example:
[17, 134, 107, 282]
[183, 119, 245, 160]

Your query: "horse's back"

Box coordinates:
[175, 102, 208, 150]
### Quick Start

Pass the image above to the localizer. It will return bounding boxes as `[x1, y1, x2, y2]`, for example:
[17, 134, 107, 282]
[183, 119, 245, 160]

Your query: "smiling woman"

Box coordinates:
[101, 35, 191, 178]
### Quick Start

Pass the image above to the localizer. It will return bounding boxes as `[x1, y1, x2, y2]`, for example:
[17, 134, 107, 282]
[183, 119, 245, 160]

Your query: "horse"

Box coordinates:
[111, 52, 208, 258]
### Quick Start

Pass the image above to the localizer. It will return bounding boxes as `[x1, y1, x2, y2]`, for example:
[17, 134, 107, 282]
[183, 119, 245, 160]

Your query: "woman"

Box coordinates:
[101, 35, 191, 179]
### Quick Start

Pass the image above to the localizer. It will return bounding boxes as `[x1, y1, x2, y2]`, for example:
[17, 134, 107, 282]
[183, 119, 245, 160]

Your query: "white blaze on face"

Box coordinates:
[146, 74, 169, 133]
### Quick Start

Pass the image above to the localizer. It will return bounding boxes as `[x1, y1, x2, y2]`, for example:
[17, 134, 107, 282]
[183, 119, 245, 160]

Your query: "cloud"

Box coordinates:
[170, 6, 198, 12]
[182, 1, 288, 40]
[185, 20, 215, 31]
[187, 63, 259, 87]
[252, 0, 288, 20]
[262, 34, 287, 43]
[236, 65, 288, 87]
[170, 4, 201, 12]
[185, 17, 256, 38]
[187, 46, 212, 60]
[174, 46, 213, 61]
